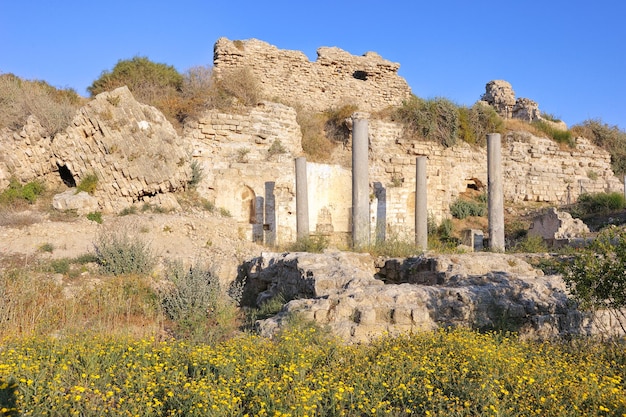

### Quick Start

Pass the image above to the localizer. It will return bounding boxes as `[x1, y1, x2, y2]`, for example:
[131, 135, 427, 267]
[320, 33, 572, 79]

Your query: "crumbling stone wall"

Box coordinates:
[213, 38, 412, 113]
[187, 106, 621, 245]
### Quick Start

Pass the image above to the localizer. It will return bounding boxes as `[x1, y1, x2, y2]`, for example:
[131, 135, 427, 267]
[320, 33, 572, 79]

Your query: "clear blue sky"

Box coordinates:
[1, 0, 624, 130]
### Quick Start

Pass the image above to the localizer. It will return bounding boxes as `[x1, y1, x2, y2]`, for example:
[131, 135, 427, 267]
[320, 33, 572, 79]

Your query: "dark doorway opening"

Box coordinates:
[57, 163, 76, 187]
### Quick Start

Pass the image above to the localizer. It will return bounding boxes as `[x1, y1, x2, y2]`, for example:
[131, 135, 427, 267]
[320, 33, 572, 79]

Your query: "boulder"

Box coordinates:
[52, 189, 99, 215]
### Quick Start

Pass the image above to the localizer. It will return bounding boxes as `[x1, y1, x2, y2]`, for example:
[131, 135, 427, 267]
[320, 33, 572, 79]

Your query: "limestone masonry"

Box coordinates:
[0, 38, 622, 246]
[213, 37, 412, 113]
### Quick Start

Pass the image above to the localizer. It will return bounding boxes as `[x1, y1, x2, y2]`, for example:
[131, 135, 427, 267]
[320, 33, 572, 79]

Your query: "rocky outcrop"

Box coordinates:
[240, 252, 618, 343]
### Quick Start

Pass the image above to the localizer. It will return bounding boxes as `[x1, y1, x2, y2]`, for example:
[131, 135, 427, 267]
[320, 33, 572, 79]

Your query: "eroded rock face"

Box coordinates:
[241, 252, 616, 343]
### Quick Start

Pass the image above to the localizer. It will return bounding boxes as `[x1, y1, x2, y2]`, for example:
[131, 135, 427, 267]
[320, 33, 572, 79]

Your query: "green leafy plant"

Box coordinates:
[93, 229, 156, 276]
[38, 242, 54, 253]
[267, 139, 287, 158]
[86, 211, 103, 224]
[160, 260, 239, 343]
[574, 192, 625, 217]
[76, 173, 98, 194]
[286, 235, 329, 253]
[0, 178, 44, 205]
[450, 198, 487, 219]
[532, 119, 574, 147]
[393, 96, 459, 148]
[188, 160, 204, 188]
[560, 226, 626, 335]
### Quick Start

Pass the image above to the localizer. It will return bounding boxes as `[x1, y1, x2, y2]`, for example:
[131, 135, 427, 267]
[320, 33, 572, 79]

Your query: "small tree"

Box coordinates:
[560, 226, 626, 335]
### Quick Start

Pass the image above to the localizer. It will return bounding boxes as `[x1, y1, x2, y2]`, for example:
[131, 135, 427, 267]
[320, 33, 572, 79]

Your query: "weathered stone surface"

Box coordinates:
[52, 86, 191, 212]
[528, 207, 590, 242]
[482, 80, 516, 118]
[213, 37, 411, 113]
[52, 189, 99, 215]
[247, 252, 621, 343]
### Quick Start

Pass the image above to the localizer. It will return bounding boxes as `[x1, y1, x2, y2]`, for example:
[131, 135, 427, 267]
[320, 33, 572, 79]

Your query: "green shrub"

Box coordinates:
[458, 103, 505, 146]
[267, 139, 287, 158]
[560, 226, 626, 335]
[287, 235, 329, 253]
[86, 211, 103, 224]
[160, 260, 239, 343]
[188, 160, 204, 188]
[532, 119, 574, 147]
[394, 96, 459, 148]
[118, 206, 138, 216]
[76, 173, 98, 194]
[450, 198, 487, 219]
[365, 236, 422, 258]
[93, 229, 156, 276]
[0, 178, 44, 205]
[511, 235, 548, 253]
[576, 192, 625, 216]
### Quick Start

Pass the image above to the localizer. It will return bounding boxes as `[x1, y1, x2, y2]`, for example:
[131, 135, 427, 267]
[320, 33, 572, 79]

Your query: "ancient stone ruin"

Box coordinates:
[480, 80, 567, 130]
[1, 38, 622, 247]
[213, 37, 412, 113]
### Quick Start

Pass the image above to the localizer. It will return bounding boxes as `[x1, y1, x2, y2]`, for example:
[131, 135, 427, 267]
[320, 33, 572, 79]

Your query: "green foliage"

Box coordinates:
[267, 139, 287, 158]
[118, 206, 138, 216]
[188, 160, 204, 188]
[394, 96, 459, 147]
[560, 226, 626, 334]
[365, 236, 423, 257]
[93, 229, 156, 276]
[0, 178, 44, 205]
[38, 242, 54, 253]
[160, 260, 239, 343]
[532, 119, 574, 147]
[0, 72, 81, 136]
[88, 56, 183, 100]
[575, 192, 625, 216]
[76, 173, 98, 194]
[287, 234, 329, 253]
[86, 211, 103, 224]
[572, 119, 626, 176]
[450, 197, 487, 219]
[510, 235, 548, 253]
[458, 103, 505, 146]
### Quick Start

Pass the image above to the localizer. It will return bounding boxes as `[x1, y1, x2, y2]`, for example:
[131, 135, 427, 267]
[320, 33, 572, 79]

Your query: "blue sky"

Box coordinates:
[1, 0, 624, 130]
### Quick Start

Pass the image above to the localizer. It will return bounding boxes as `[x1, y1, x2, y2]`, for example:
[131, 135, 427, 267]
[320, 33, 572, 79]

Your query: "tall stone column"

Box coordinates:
[265, 182, 276, 246]
[295, 157, 309, 239]
[487, 133, 505, 251]
[352, 113, 370, 248]
[415, 156, 428, 250]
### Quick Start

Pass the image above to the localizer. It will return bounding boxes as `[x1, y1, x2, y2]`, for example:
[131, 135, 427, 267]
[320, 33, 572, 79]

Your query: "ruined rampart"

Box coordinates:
[213, 38, 412, 113]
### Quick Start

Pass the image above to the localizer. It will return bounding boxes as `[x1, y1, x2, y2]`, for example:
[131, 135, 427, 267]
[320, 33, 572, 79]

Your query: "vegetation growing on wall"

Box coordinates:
[0, 73, 82, 136]
[571, 119, 626, 176]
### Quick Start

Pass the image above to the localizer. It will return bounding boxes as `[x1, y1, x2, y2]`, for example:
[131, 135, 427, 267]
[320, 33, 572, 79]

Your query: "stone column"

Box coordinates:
[352, 114, 370, 248]
[415, 156, 428, 250]
[487, 133, 505, 251]
[623, 175, 626, 202]
[265, 182, 276, 246]
[295, 157, 309, 239]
